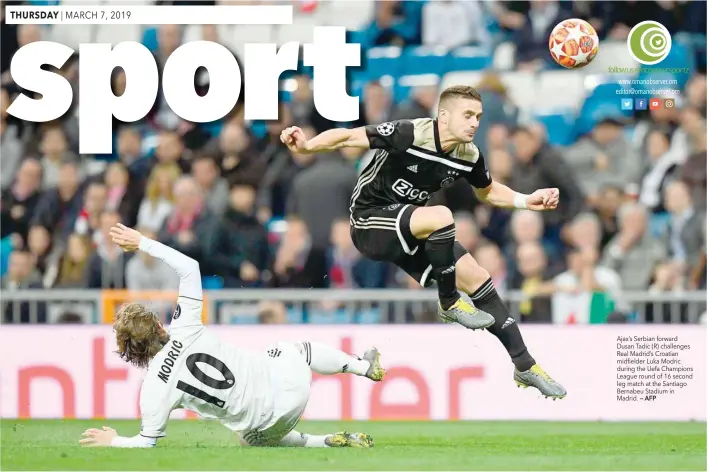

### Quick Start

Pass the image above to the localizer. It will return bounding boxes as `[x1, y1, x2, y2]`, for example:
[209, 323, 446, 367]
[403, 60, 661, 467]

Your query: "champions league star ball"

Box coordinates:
[548, 18, 599, 68]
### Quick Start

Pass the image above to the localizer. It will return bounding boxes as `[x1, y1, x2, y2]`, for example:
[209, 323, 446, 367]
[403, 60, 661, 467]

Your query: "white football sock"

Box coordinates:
[301, 342, 370, 376]
[279, 430, 330, 448]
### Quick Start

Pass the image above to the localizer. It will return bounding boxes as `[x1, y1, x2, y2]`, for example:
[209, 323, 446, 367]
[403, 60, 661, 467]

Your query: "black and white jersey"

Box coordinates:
[350, 118, 492, 219]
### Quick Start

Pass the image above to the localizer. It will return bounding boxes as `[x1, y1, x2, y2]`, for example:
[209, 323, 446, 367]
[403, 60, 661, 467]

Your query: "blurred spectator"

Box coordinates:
[151, 129, 188, 176]
[554, 246, 622, 302]
[454, 212, 482, 255]
[594, 184, 624, 248]
[2, 251, 42, 290]
[510, 126, 584, 241]
[137, 163, 181, 233]
[601, 202, 667, 290]
[213, 184, 269, 288]
[486, 1, 527, 33]
[31, 158, 84, 243]
[513, 0, 570, 71]
[191, 154, 229, 217]
[568, 212, 603, 252]
[684, 74, 707, 115]
[54, 233, 93, 288]
[258, 126, 318, 223]
[327, 218, 388, 289]
[422, 1, 491, 49]
[258, 300, 288, 324]
[158, 176, 219, 270]
[126, 229, 180, 291]
[351, 81, 394, 129]
[213, 122, 266, 188]
[85, 211, 131, 289]
[288, 140, 358, 250]
[27, 224, 60, 283]
[270, 216, 326, 288]
[1, 85, 29, 190]
[289, 74, 338, 134]
[565, 117, 641, 206]
[680, 139, 707, 213]
[510, 241, 553, 323]
[473, 243, 508, 293]
[73, 181, 107, 242]
[117, 126, 145, 169]
[104, 161, 140, 227]
[361, 1, 421, 47]
[663, 180, 705, 275]
[505, 210, 563, 275]
[632, 104, 681, 157]
[1, 250, 46, 324]
[486, 124, 512, 154]
[638, 128, 681, 213]
[39, 126, 79, 190]
[474, 73, 519, 156]
[391, 85, 437, 121]
[1, 158, 42, 244]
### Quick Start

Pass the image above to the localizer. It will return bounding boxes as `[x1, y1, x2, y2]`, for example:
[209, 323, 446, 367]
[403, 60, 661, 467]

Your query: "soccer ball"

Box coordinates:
[548, 18, 599, 69]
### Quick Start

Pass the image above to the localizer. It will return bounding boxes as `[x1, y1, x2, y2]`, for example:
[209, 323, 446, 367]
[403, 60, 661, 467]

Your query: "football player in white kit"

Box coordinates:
[79, 224, 386, 449]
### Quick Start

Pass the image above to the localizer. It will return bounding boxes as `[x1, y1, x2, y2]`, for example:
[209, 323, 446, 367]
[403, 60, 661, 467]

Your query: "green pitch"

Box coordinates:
[2, 420, 705, 470]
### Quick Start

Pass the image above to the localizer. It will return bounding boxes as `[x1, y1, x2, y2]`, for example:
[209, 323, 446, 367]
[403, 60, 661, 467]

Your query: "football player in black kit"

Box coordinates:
[280, 85, 566, 399]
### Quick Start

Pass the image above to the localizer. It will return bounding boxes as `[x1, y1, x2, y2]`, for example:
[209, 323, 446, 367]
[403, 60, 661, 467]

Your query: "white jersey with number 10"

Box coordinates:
[136, 238, 274, 440]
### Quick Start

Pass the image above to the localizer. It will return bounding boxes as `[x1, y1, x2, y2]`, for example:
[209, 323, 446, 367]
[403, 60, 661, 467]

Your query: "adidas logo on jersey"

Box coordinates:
[502, 317, 515, 329]
[407, 165, 418, 173]
[267, 348, 281, 358]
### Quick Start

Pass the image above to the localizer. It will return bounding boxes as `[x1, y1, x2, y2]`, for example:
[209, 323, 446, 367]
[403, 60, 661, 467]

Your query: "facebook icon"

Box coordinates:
[635, 99, 648, 110]
[621, 99, 634, 110]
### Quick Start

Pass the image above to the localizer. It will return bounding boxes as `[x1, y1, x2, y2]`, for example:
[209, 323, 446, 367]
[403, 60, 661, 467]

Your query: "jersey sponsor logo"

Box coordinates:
[440, 177, 455, 188]
[158, 340, 184, 383]
[172, 304, 181, 320]
[386, 203, 402, 211]
[376, 122, 394, 136]
[392, 178, 434, 202]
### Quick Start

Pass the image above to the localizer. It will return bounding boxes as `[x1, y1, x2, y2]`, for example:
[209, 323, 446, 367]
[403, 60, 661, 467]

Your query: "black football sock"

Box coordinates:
[425, 224, 460, 310]
[470, 278, 535, 371]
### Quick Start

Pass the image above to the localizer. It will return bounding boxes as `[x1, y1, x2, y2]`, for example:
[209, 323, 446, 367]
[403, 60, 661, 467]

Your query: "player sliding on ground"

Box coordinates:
[280, 85, 566, 399]
[79, 224, 386, 449]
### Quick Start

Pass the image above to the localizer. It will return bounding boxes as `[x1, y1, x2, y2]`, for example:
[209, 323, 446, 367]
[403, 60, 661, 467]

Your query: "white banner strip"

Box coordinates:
[4, 5, 293, 25]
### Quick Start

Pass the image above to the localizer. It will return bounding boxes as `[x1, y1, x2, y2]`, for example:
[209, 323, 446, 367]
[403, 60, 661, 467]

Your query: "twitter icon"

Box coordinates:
[621, 99, 634, 110]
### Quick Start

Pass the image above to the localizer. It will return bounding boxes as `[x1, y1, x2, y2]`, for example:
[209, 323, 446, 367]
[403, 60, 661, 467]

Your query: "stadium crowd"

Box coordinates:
[0, 0, 706, 324]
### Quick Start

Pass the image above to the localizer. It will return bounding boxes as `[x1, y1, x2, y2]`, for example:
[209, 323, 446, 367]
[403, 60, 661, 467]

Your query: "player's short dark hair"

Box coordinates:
[114, 303, 169, 368]
[439, 85, 482, 106]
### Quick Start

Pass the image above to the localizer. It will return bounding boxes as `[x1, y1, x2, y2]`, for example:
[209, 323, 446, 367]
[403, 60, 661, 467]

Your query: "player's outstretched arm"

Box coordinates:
[109, 223, 201, 300]
[474, 180, 560, 212]
[280, 126, 370, 154]
[79, 426, 157, 448]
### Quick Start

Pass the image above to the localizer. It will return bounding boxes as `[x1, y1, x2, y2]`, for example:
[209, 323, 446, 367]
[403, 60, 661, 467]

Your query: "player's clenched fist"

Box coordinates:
[526, 188, 560, 211]
[280, 126, 308, 153]
[109, 223, 143, 252]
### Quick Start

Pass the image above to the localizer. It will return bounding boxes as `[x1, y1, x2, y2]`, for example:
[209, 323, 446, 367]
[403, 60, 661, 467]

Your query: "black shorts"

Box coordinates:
[350, 203, 468, 287]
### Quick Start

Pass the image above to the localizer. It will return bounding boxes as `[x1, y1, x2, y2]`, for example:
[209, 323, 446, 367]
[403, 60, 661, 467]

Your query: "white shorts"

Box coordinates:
[238, 342, 312, 446]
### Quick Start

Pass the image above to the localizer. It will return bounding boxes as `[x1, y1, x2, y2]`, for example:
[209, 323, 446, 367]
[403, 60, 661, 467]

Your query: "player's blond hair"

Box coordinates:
[114, 303, 169, 368]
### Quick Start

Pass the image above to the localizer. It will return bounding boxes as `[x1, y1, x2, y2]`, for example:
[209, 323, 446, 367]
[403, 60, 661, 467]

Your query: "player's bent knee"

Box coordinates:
[455, 254, 491, 293]
[410, 206, 455, 239]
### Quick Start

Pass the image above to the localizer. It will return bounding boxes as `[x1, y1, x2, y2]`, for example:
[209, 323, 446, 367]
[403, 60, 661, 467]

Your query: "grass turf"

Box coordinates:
[1, 420, 705, 470]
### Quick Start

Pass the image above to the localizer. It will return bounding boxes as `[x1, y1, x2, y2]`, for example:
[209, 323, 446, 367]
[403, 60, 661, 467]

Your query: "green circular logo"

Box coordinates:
[627, 21, 672, 65]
